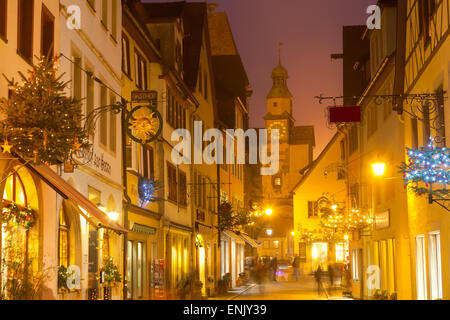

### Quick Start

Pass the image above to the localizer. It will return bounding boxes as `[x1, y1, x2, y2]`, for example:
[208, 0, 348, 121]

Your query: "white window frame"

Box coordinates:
[428, 231, 442, 300]
[415, 235, 428, 300]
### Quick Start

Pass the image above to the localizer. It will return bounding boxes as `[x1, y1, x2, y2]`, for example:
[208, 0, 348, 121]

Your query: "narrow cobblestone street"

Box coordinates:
[210, 276, 352, 300]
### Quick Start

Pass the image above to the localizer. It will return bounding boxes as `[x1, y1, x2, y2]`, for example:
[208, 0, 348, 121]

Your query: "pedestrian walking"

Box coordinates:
[328, 263, 335, 289]
[314, 265, 323, 296]
[255, 260, 265, 294]
[293, 255, 300, 281]
[271, 257, 278, 281]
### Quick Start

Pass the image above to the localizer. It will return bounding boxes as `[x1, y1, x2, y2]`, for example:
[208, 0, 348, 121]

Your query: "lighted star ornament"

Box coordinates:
[1, 139, 13, 153]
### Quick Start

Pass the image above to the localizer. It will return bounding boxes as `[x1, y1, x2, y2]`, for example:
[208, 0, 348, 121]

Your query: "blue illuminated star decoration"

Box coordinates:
[138, 177, 162, 206]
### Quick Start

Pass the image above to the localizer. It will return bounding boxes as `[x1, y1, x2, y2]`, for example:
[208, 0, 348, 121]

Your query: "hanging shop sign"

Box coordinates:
[131, 90, 158, 103]
[131, 222, 157, 235]
[329, 106, 361, 123]
[126, 104, 163, 145]
[374, 210, 390, 230]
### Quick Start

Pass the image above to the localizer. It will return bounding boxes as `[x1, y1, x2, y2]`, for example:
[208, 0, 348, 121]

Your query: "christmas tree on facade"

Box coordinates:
[0, 56, 89, 165]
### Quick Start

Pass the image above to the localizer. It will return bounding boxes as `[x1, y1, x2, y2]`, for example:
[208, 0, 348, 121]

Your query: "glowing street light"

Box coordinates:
[372, 162, 386, 177]
[331, 204, 338, 211]
[291, 231, 295, 236]
[265, 208, 273, 216]
[107, 211, 120, 221]
[97, 203, 107, 213]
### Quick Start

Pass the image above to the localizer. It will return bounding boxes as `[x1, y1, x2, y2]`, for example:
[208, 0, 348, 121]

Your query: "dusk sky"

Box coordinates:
[145, 0, 375, 156]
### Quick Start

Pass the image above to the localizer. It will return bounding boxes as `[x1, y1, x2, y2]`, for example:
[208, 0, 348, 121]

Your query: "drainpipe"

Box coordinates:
[121, 102, 132, 300]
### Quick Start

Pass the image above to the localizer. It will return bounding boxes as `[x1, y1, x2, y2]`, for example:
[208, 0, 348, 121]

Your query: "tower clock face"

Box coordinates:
[269, 121, 287, 138]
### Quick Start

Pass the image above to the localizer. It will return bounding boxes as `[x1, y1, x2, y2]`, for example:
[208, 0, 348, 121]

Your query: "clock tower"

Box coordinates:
[256, 49, 315, 261]
[265, 53, 294, 142]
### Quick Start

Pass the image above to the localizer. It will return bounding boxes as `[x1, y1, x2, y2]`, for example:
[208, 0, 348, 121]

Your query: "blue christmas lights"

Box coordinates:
[400, 139, 450, 197]
[138, 177, 160, 205]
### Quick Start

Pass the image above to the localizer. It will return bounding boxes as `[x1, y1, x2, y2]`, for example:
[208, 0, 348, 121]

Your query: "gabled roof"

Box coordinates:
[291, 126, 315, 146]
[142, 1, 186, 20]
[182, 3, 207, 90]
[291, 132, 341, 193]
[211, 55, 249, 100]
[207, 12, 239, 56]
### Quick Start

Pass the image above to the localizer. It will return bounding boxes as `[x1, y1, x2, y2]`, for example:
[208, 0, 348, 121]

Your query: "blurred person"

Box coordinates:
[271, 257, 278, 281]
[315, 265, 323, 296]
[293, 255, 300, 281]
[328, 262, 335, 288]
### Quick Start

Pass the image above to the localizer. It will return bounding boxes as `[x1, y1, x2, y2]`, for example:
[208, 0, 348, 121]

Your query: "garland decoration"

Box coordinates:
[1, 202, 36, 230]
[0, 55, 90, 165]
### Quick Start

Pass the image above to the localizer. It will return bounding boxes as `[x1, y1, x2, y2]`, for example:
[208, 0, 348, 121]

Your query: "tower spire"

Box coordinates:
[266, 43, 292, 99]
[278, 42, 283, 65]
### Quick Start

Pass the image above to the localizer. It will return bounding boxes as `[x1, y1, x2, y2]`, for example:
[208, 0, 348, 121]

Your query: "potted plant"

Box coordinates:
[177, 278, 191, 300]
[102, 258, 121, 300]
[191, 280, 203, 300]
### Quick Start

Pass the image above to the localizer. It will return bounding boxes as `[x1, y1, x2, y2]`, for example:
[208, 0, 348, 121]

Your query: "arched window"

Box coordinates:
[58, 206, 70, 267]
[3, 171, 27, 206]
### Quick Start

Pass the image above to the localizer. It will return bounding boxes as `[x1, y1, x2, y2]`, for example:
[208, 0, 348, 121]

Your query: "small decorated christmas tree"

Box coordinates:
[400, 138, 450, 197]
[0, 56, 89, 165]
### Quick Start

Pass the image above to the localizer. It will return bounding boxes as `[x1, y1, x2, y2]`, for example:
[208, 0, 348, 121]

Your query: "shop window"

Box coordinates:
[3, 171, 27, 206]
[17, 0, 34, 63]
[41, 5, 54, 59]
[335, 243, 344, 263]
[415, 235, 427, 300]
[102, 231, 110, 264]
[428, 231, 442, 300]
[137, 241, 144, 298]
[273, 240, 279, 249]
[126, 240, 133, 299]
[352, 249, 359, 281]
[58, 207, 70, 267]
[1, 170, 30, 298]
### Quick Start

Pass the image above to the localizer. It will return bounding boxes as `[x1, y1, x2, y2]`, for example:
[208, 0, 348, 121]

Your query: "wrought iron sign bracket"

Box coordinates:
[428, 194, 450, 212]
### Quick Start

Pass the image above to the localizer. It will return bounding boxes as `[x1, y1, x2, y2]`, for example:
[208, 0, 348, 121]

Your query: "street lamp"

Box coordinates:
[372, 162, 386, 177]
[107, 211, 120, 222]
[265, 208, 273, 216]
